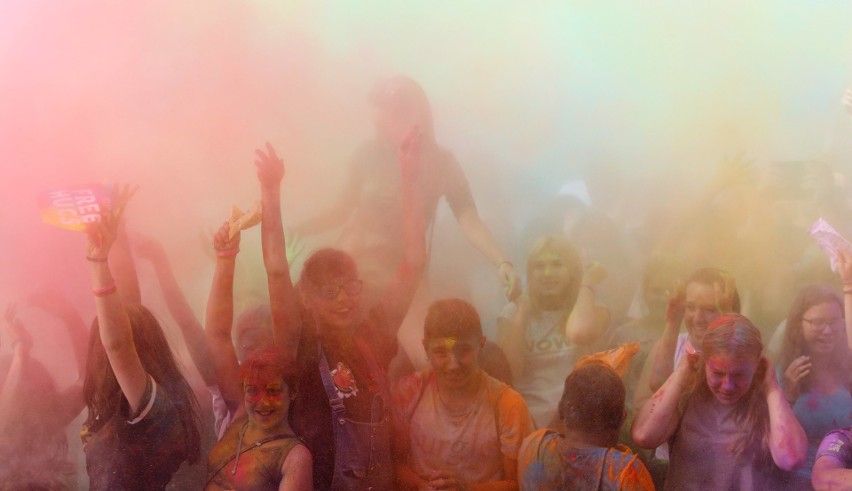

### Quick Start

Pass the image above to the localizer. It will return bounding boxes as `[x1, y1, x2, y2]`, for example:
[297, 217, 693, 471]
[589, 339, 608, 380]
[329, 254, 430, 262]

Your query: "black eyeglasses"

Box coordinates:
[317, 280, 363, 300]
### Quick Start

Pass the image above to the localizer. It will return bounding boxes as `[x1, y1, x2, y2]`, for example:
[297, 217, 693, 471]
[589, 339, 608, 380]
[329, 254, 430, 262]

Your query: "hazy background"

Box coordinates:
[1, 2, 851, 484]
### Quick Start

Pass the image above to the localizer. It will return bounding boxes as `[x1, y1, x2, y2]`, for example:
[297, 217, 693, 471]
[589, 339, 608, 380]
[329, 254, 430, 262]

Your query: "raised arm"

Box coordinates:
[255, 143, 301, 359]
[762, 358, 807, 471]
[456, 209, 521, 301]
[564, 261, 609, 346]
[631, 354, 691, 449]
[135, 237, 218, 387]
[382, 128, 428, 331]
[27, 292, 87, 425]
[497, 297, 530, 382]
[647, 282, 686, 393]
[837, 251, 852, 352]
[0, 305, 33, 429]
[204, 223, 243, 411]
[86, 185, 149, 413]
[110, 221, 143, 304]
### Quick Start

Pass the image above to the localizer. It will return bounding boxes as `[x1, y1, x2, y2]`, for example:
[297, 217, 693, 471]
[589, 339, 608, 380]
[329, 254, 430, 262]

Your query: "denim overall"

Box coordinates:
[318, 339, 393, 490]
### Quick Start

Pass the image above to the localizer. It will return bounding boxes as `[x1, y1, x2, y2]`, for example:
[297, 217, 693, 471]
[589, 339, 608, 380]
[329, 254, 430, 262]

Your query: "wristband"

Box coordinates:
[86, 256, 108, 263]
[216, 248, 239, 258]
[93, 282, 117, 297]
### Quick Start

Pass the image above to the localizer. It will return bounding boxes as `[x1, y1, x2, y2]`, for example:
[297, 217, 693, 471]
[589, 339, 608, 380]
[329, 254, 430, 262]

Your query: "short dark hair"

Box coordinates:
[423, 298, 482, 340]
[300, 248, 359, 292]
[240, 345, 300, 394]
[559, 362, 625, 433]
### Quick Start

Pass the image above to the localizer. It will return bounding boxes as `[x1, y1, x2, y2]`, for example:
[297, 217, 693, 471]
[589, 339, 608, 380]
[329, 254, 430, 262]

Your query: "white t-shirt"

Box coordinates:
[499, 303, 590, 427]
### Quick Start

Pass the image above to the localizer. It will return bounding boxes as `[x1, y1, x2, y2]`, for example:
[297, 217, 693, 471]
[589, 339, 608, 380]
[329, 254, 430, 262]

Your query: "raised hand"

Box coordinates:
[86, 184, 137, 260]
[255, 142, 284, 188]
[782, 355, 811, 403]
[666, 280, 686, 327]
[582, 260, 608, 287]
[713, 272, 737, 314]
[213, 221, 241, 255]
[4, 304, 33, 353]
[837, 250, 852, 287]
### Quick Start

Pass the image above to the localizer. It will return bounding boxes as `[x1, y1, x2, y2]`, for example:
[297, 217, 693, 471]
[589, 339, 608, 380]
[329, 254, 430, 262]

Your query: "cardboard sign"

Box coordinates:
[39, 184, 112, 232]
[228, 201, 262, 239]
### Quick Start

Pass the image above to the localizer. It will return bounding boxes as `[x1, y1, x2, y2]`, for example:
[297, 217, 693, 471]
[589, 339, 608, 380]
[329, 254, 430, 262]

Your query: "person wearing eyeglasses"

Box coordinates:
[253, 139, 428, 490]
[777, 285, 852, 488]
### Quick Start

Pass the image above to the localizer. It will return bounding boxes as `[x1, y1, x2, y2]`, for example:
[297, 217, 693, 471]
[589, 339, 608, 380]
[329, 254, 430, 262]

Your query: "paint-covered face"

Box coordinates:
[244, 367, 291, 432]
[424, 335, 484, 391]
[684, 282, 721, 346]
[529, 249, 573, 302]
[306, 275, 362, 334]
[705, 353, 758, 405]
[801, 301, 844, 356]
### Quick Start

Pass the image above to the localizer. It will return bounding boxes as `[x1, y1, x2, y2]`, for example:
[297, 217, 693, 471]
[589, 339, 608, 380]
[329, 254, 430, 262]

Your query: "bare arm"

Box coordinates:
[110, 221, 142, 304]
[497, 298, 529, 383]
[648, 283, 685, 392]
[0, 306, 31, 429]
[836, 251, 852, 352]
[255, 143, 301, 359]
[631, 356, 690, 449]
[456, 208, 520, 301]
[204, 223, 243, 411]
[135, 237, 218, 387]
[565, 262, 609, 346]
[763, 358, 808, 471]
[278, 444, 313, 491]
[28, 292, 87, 424]
[87, 186, 149, 413]
[382, 129, 427, 332]
[813, 455, 852, 491]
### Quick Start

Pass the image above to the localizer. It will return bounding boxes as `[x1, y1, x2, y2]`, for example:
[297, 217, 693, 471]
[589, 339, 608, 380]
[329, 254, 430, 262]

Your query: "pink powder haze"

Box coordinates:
[0, 0, 851, 487]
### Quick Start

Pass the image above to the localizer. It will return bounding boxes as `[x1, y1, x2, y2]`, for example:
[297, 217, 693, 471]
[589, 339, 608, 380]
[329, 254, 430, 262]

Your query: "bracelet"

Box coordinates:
[86, 255, 108, 262]
[216, 248, 239, 258]
[498, 260, 513, 269]
[92, 282, 117, 297]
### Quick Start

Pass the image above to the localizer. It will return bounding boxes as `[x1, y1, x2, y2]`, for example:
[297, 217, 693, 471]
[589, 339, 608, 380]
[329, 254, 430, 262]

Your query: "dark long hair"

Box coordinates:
[83, 304, 201, 463]
[779, 285, 850, 390]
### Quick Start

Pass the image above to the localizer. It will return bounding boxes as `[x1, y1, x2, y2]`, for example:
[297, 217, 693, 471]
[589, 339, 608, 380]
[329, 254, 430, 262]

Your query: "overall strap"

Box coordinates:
[318, 344, 347, 418]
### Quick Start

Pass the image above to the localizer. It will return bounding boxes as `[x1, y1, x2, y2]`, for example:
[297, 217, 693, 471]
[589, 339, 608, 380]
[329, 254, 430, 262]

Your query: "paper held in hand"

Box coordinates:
[228, 201, 262, 239]
[809, 218, 852, 272]
[39, 184, 113, 232]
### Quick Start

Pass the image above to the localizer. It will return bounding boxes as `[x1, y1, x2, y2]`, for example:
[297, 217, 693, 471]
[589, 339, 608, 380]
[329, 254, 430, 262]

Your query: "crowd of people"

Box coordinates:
[3, 75, 852, 491]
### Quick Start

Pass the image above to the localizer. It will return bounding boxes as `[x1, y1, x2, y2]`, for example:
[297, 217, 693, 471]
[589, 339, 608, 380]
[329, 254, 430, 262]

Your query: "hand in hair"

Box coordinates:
[782, 355, 812, 404]
[713, 272, 737, 314]
[666, 280, 686, 327]
[255, 142, 284, 188]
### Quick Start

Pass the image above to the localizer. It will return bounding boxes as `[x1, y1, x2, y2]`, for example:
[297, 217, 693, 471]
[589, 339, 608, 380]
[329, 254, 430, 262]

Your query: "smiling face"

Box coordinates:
[684, 282, 721, 346]
[243, 366, 291, 432]
[801, 301, 844, 356]
[423, 335, 485, 391]
[529, 249, 574, 303]
[305, 274, 362, 334]
[705, 352, 758, 405]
